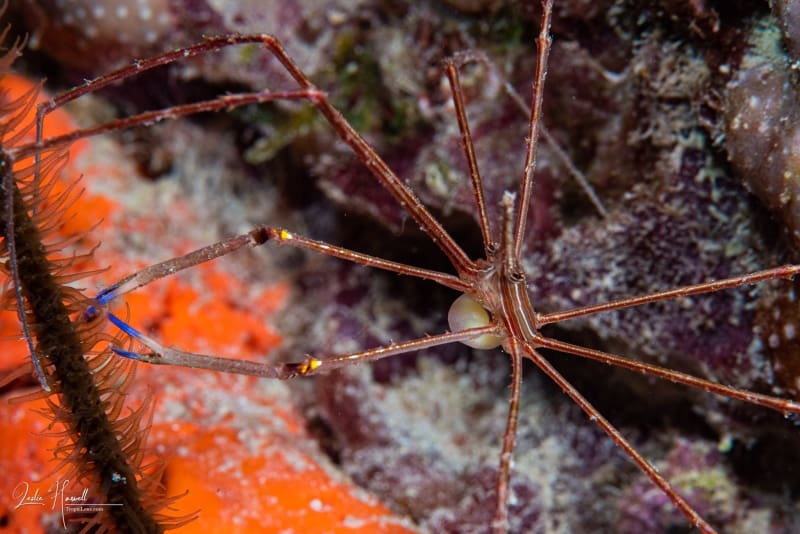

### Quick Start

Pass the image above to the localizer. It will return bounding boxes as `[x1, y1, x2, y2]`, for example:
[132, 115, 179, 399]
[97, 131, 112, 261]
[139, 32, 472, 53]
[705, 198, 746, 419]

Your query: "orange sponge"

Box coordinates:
[0, 74, 415, 533]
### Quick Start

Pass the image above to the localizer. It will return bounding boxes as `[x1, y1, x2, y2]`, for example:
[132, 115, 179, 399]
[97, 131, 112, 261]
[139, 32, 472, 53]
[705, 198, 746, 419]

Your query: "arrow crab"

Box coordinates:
[7, 0, 800, 532]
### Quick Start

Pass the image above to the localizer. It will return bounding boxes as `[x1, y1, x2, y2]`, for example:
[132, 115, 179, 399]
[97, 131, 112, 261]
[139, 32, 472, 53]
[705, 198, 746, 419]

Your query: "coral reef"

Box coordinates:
[9, 0, 800, 532]
[20, 0, 176, 71]
[0, 74, 414, 532]
[719, 14, 800, 246]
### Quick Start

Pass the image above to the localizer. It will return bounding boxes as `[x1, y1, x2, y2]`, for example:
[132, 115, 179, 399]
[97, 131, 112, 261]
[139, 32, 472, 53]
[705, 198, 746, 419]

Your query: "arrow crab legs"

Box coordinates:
[12, 1, 800, 532]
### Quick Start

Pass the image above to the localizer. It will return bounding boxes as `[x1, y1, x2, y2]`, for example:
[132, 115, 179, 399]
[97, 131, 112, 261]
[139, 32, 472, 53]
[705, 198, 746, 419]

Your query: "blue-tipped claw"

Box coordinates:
[94, 285, 119, 305]
[107, 313, 145, 340]
[111, 346, 145, 360]
[81, 303, 101, 323]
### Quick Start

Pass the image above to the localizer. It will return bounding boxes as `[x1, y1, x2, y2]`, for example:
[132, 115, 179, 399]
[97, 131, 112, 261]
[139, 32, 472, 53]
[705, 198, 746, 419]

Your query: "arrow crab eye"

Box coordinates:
[448, 293, 503, 349]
